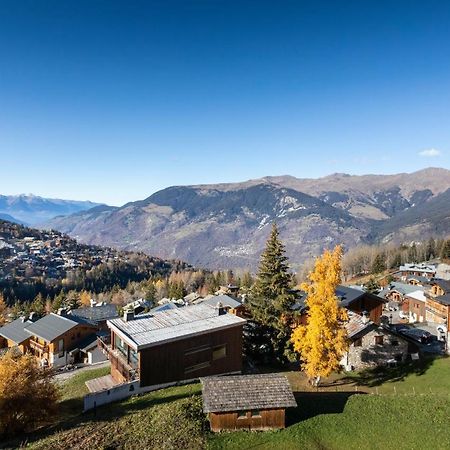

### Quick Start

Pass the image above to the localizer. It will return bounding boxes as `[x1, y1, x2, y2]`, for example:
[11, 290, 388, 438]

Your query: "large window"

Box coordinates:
[212, 345, 227, 360]
[184, 361, 211, 375]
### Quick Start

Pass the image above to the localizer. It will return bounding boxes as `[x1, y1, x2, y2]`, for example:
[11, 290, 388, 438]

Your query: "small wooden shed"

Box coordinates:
[201, 373, 297, 432]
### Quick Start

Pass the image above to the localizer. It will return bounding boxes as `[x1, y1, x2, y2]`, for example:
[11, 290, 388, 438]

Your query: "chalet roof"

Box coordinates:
[380, 282, 419, 297]
[201, 373, 297, 413]
[434, 294, 450, 306]
[25, 313, 90, 343]
[432, 279, 450, 293]
[149, 302, 180, 313]
[406, 275, 430, 284]
[0, 317, 32, 344]
[70, 304, 118, 325]
[107, 304, 246, 351]
[200, 294, 242, 309]
[405, 290, 427, 302]
[399, 263, 436, 274]
[345, 314, 375, 339]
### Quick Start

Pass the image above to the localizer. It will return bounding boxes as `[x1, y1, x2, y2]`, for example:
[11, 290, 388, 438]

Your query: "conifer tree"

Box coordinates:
[246, 224, 296, 364]
[441, 239, 450, 260]
[0, 294, 7, 325]
[291, 246, 348, 386]
[363, 277, 381, 294]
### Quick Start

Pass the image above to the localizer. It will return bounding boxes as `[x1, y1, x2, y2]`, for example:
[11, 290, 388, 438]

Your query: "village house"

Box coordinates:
[69, 303, 119, 331]
[402, 290, 427, 323]
[341, 312, 409, 371]
[294, 285, 385, 325]
[200, 294, 246, 317]
[426, 279, 450, 325]
[201, 373, 297, 432]
[380, 282, 420, 304]
[25, 313, 97, 367]
[0, 316, 34, 353]
[398, 263, 436, 281]
[101, 303, 246, 387]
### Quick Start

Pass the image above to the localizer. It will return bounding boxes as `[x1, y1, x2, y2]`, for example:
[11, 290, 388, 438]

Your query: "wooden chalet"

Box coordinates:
[103, 304, 246, 387]
[69, 304, 119, 331]
[293, 285, 385, 325]
[403, 290, 427, 323]
[200, 294, 246, 317]
[426, 279, 450, 324]
[201, 373, 297, 432]
[398, 263, 436, 280]
[0, 317, 33, 353]
[25, 313, 97, 367]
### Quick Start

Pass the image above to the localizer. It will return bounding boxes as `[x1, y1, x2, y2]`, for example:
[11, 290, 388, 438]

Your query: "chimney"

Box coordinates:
[361, 311, 369, 324]
[57, 307, 68, 316]
[216, 301, 226, 316]
[28, 311, 37, 322]
[123, 309, 135, 322]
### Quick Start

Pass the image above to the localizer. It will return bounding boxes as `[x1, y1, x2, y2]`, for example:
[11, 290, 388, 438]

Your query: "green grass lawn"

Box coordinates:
[7, 357, 450, 450]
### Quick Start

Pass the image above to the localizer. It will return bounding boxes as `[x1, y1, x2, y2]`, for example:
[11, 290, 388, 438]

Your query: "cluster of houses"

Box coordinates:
[2, 261, 450, 432]
[381, 263, 450, 328]
[0, 225, 118, 282]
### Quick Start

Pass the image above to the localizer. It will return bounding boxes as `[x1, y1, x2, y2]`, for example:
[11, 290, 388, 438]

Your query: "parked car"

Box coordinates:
[436, 324, 447, 334]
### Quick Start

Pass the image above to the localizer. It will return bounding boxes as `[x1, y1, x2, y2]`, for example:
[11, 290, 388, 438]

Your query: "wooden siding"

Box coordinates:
[209, 408, 285, 432]
[426, 298, 449, 324]
[138, 325, 243, 387]
[347, 294, 384, 324]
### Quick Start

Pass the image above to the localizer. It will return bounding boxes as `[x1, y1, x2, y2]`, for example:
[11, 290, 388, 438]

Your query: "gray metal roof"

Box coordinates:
[108, 304, 246, 351]
[434, 294, 450, 306]
[70, 304, 118, 324]
[25, 313, 88, 342]
[201, 373, 297, 413]
[200, 294, 242, 309]
[381, 282, 420, 297]
[0, 318, 32, 344]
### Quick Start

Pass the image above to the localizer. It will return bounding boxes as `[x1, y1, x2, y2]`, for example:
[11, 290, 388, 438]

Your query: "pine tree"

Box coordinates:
[441, 239, 450, 261]
[0, 294, 7, 325]
[426, 237, 436, 261]
[371, 253, 386, 274]
[246, 224, 296, 364]
[291, 246, 348, 386]
[363, 277, 381, 294]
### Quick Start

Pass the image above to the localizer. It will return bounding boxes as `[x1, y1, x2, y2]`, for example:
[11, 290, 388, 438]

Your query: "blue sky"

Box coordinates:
[0, 0, 449, 205]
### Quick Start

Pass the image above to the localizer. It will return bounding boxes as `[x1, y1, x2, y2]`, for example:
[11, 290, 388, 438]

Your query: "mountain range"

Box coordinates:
[42, 167, 450, 270]
[0, 194, 102, 225]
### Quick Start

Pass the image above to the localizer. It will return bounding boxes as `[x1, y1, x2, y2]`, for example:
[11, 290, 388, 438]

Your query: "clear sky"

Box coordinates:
[1, 0, 449, 205]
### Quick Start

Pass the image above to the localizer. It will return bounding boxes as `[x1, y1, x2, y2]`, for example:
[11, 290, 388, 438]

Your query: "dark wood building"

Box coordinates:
[104, 304, 246, 387]
[201, 373, 297, 432]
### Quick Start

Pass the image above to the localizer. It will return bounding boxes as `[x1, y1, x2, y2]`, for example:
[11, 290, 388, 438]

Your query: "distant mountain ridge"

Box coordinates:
[43, 167, 450, 270]
[0, 194, 103, 225]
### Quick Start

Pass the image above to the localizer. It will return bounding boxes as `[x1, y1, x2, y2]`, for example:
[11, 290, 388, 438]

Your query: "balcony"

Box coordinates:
[97, 336, 138, 382]
[29, 339, 48, 353]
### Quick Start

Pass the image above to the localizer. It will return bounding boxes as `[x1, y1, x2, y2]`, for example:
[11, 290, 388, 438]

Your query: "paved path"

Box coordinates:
[53, 361, 110, 382]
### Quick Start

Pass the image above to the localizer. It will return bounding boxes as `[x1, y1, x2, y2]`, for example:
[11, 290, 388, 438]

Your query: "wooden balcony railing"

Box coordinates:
[29, 339, 47, 353]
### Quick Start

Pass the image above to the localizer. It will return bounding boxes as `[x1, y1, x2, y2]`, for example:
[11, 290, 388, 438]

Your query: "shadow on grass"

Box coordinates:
[287, 391, 365, 425]
[344, 356, 438, 388]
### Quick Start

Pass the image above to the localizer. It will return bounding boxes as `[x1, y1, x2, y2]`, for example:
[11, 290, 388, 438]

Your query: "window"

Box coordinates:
[251, 410, 261, 418]
[237, 411, 247, 419]
[375, 335, 384, 345]
[184, 345, 210, 356]
[354, 338, 362, 347]
[184, 361, 211, 375]
[212, 345, 227, 360]
[58, 338, 64, 357]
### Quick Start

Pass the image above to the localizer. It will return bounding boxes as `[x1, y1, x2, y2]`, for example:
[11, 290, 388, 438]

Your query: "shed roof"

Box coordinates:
[25, 313, 90, 342]
[0, 318, 32, 344]
[201, 373, 297, 413]
[108, 304, 246, 351]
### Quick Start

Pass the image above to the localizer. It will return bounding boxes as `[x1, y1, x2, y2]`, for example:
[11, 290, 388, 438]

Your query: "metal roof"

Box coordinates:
[434, 294, 450, 306]
[0, 318, 32, 344]
[25, 313, 89, 342]
[70, 304, 118, 324]
[108, 304, 246, 351]
[201, 373, 297, 413]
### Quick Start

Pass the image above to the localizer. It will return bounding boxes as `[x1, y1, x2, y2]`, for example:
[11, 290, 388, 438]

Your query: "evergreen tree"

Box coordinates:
[441, 239, 450, 260]
[246, 224, 296, 364]
[363, 277, 381, 294]
[425, 237, 436, 261]
[371, 253, 386, 274]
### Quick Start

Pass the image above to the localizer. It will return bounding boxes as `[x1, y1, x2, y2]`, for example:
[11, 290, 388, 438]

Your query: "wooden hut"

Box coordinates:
[201, 373, 297, 432]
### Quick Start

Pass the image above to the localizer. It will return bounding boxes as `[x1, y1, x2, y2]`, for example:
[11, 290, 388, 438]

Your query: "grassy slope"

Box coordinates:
[12, 358, 450, 450]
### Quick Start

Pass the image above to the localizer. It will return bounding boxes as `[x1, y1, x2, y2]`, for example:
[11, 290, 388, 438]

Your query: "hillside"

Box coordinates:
[0, 194, 103, 225]
[44, 168, 450, 270]
[0, 219, 188, 303]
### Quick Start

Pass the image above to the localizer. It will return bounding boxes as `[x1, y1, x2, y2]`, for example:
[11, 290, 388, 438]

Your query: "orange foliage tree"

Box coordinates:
[0, 352, 60, 437]
[291, 245, 348, 386]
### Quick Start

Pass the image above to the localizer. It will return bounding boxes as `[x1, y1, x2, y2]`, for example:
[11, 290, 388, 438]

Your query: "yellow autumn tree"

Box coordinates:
[291, 245, 348, 386]
[80, 290, 92, 307]
[0, 352, 60, 437]
[0, 294, 7, 325]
